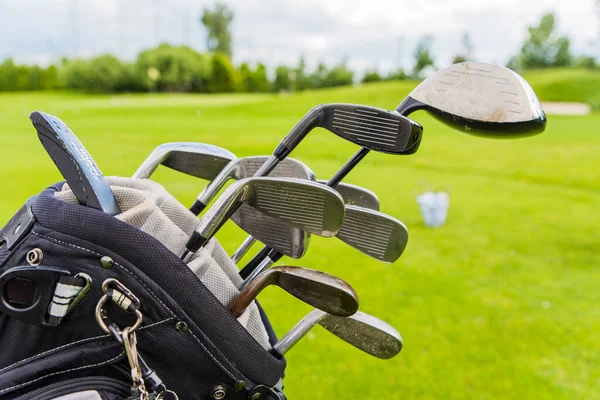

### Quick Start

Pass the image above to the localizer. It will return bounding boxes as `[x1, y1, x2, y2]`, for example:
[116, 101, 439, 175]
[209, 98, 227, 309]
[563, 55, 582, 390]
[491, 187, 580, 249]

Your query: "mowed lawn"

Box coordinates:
[1, 83, 599, 399]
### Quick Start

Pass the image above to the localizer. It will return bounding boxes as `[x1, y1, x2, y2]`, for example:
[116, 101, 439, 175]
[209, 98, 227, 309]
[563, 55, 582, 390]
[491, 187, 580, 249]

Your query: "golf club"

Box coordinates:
[181, 177, 345, 261]
[318, 180, 380, 211]
[132, 142, 237, 180]
[227, 266, 359, 318]
[190, 156, 316, 215]
[239, 205, 408, 287]
[231, 181, 380, 264]
[396, 62, 547, 137]
[243, 62, 546, 276]
[273, 309, 402, 359]
[30, 111, 120, 215]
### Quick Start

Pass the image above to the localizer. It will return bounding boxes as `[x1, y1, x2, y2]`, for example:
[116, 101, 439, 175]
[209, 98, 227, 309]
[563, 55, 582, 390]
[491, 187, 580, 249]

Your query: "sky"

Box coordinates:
[0, 0, 597, 74]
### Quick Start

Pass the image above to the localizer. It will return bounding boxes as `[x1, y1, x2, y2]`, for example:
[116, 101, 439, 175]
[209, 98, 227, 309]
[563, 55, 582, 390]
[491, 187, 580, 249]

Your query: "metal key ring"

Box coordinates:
[95, 278, 143, 334]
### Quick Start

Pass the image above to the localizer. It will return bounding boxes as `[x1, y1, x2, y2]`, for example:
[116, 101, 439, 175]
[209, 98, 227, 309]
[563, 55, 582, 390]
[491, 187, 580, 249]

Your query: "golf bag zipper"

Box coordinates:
[11, 376, 130, 400]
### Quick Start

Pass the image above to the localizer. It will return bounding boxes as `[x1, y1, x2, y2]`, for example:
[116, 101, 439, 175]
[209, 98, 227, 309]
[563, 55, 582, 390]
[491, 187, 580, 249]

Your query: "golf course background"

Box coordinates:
[1, 68, 599, 399]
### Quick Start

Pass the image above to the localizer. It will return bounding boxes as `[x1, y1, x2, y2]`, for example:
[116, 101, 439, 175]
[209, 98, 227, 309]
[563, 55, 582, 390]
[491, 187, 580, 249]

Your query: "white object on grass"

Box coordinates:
[416, 191, 450, 228]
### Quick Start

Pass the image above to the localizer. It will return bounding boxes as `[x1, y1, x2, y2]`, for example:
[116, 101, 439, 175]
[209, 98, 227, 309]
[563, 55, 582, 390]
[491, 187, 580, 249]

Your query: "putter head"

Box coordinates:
[318, 180, 380, 211]
[336, 206, 408, 263]
[192, 177, 345, 251]
[132, 142, 236, 180]
[279, 104, 423, 157]
[231, 206, 310, 259]
[319, 311, 403, 359]
[30, 111, 120, 215]
[229, 266, 359, 318]
[397, 62, 546, 138]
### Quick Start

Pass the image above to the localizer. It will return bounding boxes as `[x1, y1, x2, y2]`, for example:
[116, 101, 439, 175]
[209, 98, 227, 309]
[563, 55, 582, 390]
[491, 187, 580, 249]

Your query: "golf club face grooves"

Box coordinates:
[133, 142, 236, 180]
[229, 266, 359, 318]
[195, 177, 345, 248]
[336, 206, 408, 262]
[231, 204, 309, 258]
[400, 62, 546, 138]
[30, 111, 120, 215]
[248, 179, 344, 238]
[319, 311, 403, 359]
[320, 104, 424, 154]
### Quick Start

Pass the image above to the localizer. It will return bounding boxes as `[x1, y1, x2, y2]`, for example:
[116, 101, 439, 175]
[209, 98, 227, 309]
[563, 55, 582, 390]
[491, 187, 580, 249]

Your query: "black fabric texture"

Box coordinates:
[0, 184, 287, 399]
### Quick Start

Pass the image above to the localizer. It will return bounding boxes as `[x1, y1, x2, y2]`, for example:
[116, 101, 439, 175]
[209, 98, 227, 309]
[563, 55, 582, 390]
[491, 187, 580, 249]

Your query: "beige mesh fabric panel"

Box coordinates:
[54, 177, 272, 350]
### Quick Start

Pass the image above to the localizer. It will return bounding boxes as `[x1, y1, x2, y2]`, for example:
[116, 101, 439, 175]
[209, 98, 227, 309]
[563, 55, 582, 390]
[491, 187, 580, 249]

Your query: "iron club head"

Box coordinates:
[396, 62, 547, 138]
[191, 156, 316, 214]
[227, 266, 359, 318]
[132, 142, 237, 180]
[336, 205, 408, 263]
[317, 180, 380, 211]
[182, 177, 345, 257]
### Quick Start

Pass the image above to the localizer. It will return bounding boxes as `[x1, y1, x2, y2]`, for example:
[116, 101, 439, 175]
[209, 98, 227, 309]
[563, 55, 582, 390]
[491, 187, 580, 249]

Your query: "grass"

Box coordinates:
[1, 80, 599, 399]
[523, 67, 600, 109]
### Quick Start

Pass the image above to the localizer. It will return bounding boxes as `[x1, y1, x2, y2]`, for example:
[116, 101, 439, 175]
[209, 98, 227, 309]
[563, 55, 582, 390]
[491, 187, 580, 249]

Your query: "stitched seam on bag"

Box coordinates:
[30, 231, 241, 381]
[0, 318, 174, 374]
[0, 352, 125, 394]
[31, 231, 177, 318]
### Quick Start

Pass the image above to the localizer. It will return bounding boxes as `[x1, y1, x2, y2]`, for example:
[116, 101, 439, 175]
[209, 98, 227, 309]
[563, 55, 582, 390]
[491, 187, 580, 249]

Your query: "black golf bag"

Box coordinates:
[0, 178, 287, 400]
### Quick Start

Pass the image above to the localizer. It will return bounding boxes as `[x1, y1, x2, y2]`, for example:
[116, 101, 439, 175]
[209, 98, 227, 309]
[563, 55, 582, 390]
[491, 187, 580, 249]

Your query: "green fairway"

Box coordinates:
[1, 84, 599, 399]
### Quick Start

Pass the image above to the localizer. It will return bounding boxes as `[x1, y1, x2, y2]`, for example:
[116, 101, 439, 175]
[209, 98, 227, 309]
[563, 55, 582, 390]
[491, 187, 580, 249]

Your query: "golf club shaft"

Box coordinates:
[231, 235, 257, 263]
[272, 309, 326, 355]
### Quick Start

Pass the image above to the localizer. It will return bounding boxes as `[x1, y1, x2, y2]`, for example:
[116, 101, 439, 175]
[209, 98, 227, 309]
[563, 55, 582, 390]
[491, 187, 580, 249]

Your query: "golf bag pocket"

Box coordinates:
[0, 184, 287, 399]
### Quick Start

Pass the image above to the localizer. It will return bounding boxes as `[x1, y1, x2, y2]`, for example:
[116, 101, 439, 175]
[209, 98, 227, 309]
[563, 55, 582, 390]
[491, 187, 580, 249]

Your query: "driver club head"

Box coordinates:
[396, 62, 546, 138]
[132, 142, 237, 180]
[227, 266, 359, 318]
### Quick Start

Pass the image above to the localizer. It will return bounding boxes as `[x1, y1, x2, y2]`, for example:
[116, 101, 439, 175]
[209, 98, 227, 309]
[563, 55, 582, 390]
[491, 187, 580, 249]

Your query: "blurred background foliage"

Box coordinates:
[1, 6, 598, 106]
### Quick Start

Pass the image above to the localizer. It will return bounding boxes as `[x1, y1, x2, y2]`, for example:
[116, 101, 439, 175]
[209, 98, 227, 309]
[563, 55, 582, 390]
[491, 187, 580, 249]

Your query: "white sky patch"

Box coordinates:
[0, 0, 596, 75]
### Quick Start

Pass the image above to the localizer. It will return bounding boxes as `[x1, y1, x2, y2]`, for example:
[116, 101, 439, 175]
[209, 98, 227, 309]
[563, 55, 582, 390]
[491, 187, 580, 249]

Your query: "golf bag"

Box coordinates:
[0, 178, 287, 400]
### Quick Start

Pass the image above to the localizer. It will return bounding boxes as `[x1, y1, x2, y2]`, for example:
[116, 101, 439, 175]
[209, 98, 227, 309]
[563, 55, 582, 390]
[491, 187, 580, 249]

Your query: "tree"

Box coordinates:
[295, 56, 308, 91]
[323, 61, 353, 87]
[207, 53, 239, 92]
[518, 13, 572, 69]
[239, 62, 269, 92]
[413, 36, 435, 77]
[385, 68, 408, 81]
[273, 65, 292, 92]
[200, 3, 234, 58]
[361, 70, 382, 83]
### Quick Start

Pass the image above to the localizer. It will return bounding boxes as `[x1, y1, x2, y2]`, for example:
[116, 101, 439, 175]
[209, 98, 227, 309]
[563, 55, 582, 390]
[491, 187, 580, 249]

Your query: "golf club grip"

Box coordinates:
[239, 247, 281, 279]
[189, 200, 206, 216]
[30, 111, 120, 215]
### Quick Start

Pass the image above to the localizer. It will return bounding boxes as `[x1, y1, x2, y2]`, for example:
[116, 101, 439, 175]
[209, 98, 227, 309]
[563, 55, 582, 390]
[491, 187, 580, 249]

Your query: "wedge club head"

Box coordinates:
[132, 142, 237, 180]
[396, 62, 547, 137]
[273, 309, 402, 359]
[30, 111, 120, 215]
[228, 266, 359, 318]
